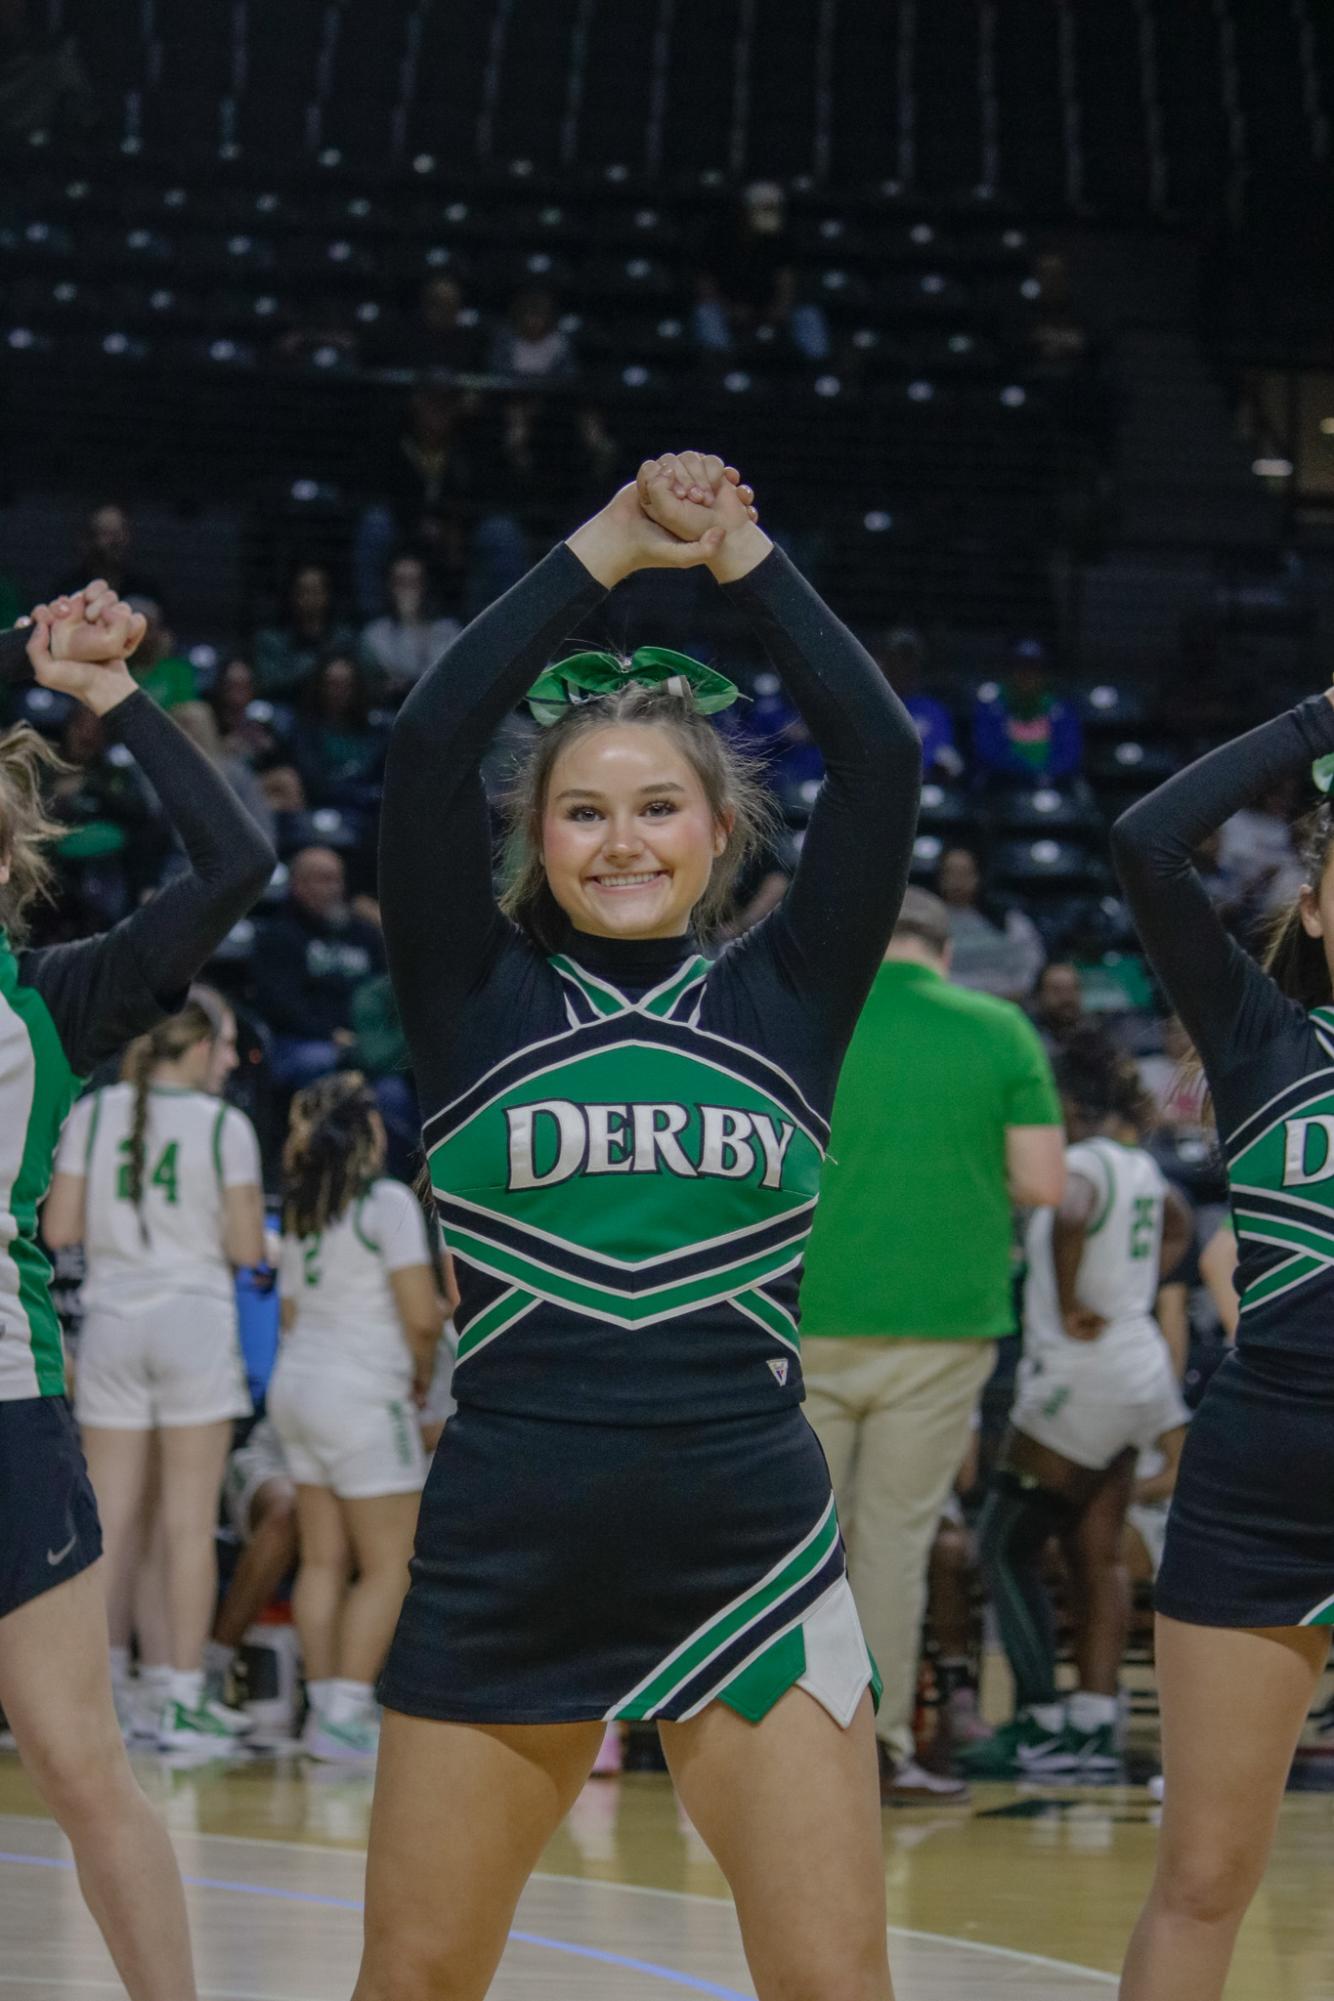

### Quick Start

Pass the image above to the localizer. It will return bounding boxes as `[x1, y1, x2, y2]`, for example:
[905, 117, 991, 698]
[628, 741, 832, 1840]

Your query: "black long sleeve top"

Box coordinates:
[378, 540, 922, 1421]
[1113, 696, 1334, 1359]
[0, 638, 275, 1073]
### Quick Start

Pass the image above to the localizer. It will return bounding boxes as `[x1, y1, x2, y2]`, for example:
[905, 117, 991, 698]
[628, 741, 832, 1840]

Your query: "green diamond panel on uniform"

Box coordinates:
[431, 1038, 823, 1271]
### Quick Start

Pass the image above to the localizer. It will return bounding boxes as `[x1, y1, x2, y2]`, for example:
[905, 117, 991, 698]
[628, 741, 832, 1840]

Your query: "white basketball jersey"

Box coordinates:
[56, 1083, 261, 1311]
[278, 1179, 434, 1395]
[1025, 1138, 1168, 1363]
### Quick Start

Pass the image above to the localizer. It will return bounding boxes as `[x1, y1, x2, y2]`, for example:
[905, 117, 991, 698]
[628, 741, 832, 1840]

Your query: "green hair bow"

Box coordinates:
[525, 646, 740, 728]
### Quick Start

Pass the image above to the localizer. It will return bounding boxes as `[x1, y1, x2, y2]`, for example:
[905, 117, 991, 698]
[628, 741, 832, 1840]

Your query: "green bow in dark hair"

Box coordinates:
[525, 646, 740, 728]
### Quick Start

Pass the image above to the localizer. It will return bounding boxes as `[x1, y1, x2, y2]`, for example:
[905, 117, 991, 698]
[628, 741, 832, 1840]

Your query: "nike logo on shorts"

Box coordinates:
[46, 1532, 78, 1566]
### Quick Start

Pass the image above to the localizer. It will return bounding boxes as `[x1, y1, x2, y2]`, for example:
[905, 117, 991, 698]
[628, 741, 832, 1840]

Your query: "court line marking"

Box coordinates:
[0, 1816, 1120, 1991]
[0, 1851, 749, 2001]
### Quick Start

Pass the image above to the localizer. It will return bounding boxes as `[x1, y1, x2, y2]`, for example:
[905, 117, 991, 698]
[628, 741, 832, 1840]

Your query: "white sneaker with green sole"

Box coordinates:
[302, 1711, 380, 1763]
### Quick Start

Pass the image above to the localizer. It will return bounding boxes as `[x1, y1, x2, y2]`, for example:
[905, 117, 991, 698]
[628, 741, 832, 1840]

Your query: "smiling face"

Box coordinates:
[540, 723, 731, 941]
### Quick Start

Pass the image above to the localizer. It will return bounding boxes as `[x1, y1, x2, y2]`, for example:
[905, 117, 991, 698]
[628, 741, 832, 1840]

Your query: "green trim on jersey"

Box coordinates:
[353, 1191, 381, 1258]
[1083, 1141, 1117, 1237]
[83, 1087, 103, 1171]
[605, 1498, 840, 1720]
[0, 943, 83, 1396]
[1229, 1079, 1334, 1319]
[211, 1103, 227, 1187]
[432, 954, 822, 1370]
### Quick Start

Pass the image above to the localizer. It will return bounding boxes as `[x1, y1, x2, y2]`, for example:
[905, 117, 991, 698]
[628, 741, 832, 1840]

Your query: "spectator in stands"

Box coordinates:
[1218, 774, 1302, 912]
[354, 387, 526, 625]
[876, 626, 963, 780]
[936, 844, 1046, 1000]
[368, 275, 484, 374]
[253, 562, 357, 700]
[126, 599, 196, 710]
[45, 702, 161, 929]
[971, 638, 1083, 785]
[208, 656, 286, 767]
[487, 287, 575, 379]
[56, 502, 163, 606]
[360, 552, 460, 699]
[170, 702, 275, 848]
[289, 652, 386, 811]
[1031, 960, 1089, 1055]
[252, 845, 385, 1093]
[799, 888, 1064, 1802]
[692, 180, 830, 361]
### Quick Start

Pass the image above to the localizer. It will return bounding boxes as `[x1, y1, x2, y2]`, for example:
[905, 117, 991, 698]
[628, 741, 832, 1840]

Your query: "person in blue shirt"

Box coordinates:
[972, 637, 1083, 785]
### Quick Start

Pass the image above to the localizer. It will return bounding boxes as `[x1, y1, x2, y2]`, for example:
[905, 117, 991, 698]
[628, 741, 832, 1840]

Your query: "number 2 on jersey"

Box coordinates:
[1129, 1195, 1158, 1261]
[303, 1238, 322, 1288]
[115, 1137, 181, 1205]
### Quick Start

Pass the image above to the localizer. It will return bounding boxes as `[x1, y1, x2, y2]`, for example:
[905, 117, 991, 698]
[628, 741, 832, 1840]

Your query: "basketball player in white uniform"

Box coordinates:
[268, 1074, 445, 1760]
[961, 1034, 1192, 1778]
[45, 992, 265, 1747]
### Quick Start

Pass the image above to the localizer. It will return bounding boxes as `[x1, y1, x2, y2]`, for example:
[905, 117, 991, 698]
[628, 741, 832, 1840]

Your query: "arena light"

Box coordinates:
[120, 136, 142, 155]
[1000, 385, 1027, 407]
[26, 221, 49, 242]
[445, 202, 469, 222]
[863, 510, 894, 532]
[311, 345, 342, 368]
[914, 834, 943, 864]
[1020, 277, 1041, 299]
[209, 339, 239, 362]
[189, 644, 218, 671]
[621, 364, 649, 388]
[253, 296, 278, 316]
[814, 375, 841, 398]
[605, 163, 629, 182]
[910, 223, 935, 244]
[291, 480, 320, 501]
[28, 128, 49, 146]
[126, 229, 152, 249]
[509, 159, 533, 177]
[1252, 457, 1293, 477]
[921, 783, 944, 808]
[1115, 742, 1145, 767]
[526, 252, 552, 274]
[425, 247, 451, 267]
[64, 180, 89, 198]
[907, 379, 935, 402]
[103, 332, 130, 354]
[1321, 418, 1334, 436]
[540, 207, 563, 225]
[256, 192, 280, 214]
[149, 289, 175, 310]
[880, 179, 903, 197]
[163, 188, 187, 209]
[53, 282, 77, 303]
[228, 234, 253, 255]
[822, 270, 847, 290]
[949, 334, 975, 353]
[6, 328, 35, 349]
[1033, 789, 1061, 813]
[852, 329, 877, 349]
[626, 258, 651, 278]
[356, 301, 381, 322]
[1032, 840, 1061, 865]
[722, 370, 752, 393]
[1003, 229, 1027, 249]
[412, 154, 436, 174]
[656, 318, 682, 339]
[921, 274, 946, 295]
[634, 209, 659, 228]
[1090, 685, 1118, 709]
[328, 241, 352, 263]
[318, 148, 343, 168]
[347, 198, 371, 219]
[820, 219, 844, 240]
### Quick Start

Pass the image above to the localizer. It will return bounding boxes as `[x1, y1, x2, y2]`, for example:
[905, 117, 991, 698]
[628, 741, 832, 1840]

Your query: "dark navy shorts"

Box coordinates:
[380, 1402, 856, 1725]
[1157, 1348, 1334, 1630]
[0, 1396, 103, 1622]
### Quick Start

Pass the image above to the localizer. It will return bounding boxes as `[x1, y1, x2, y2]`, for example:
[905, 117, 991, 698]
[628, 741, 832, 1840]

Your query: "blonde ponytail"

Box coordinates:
[0, 725, 69, 945]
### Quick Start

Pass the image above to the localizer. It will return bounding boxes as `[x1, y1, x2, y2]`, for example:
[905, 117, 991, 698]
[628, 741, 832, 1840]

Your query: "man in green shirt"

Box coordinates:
[801, 889, 1064, 1801]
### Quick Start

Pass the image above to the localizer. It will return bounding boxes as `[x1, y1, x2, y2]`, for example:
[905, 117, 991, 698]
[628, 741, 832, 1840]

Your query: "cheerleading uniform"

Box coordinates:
[0, 662, 274, 1618]
[376, 541, 920, 1723]
[1112, 695, 1334, 1627]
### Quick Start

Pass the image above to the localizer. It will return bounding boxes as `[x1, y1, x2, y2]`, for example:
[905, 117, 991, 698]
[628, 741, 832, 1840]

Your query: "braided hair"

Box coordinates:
[119, 985, 228, 1244]
[281, 1072, 382, 1241]
[1054, 1027, 1153, 1137]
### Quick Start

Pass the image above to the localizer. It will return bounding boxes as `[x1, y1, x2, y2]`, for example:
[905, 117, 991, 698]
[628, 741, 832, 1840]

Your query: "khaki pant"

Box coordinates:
[804, 1337, 996, 1764]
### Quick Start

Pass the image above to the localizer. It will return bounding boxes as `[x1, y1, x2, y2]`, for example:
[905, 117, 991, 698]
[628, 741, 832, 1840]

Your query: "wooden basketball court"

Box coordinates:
[3, 1741, 1333, 1999]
